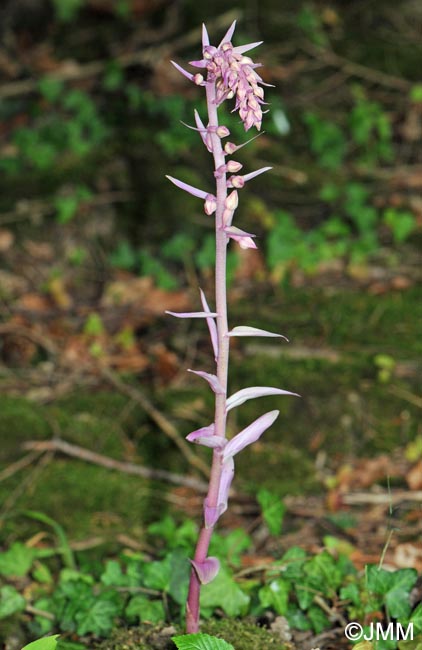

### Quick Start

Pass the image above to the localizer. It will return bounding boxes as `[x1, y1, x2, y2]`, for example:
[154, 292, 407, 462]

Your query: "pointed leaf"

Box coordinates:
[190, 557, 220, 584]
[188, 370, 225, 394]
[217, 457, 235, 513]
[172, 633, 234, 650]
[223, 410, 280, 460]
[204, 498, 225, 528]
[227, 326, 288, 341]
[166, 175, 209, 200]
[186, 424, 226, 450]
[165, 310, 217, 318]
[200, 289, 218, 358]
[226, 386, 299, 412]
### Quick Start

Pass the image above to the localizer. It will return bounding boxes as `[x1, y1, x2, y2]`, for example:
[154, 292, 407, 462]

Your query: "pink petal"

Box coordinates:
[227, 326, 288, 341]
[223, 410, 280, 460]
[190, 557, 220, 584]
[242, 166, 272, 182]
[188, 369, 225, 394]
[200, 289, 219, 359]
[165, 175, 209, 200]
[189, 59, 207, 68]
[219, 20, 237, 47]
[165, 310, 217, 318]
[226, 387, 299, 412]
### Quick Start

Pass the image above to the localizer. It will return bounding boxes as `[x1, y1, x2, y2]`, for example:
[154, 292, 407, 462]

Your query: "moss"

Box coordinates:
[93, 620, 288, 650]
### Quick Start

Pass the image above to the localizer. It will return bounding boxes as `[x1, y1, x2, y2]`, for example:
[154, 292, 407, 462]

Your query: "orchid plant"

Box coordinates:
[166, 21, 297, 634]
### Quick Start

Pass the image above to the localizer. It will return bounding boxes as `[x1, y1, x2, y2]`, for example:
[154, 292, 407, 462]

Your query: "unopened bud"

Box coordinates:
[226, 90, 235, 99]
[204, 194, 217, 215]
[222, 208, 233, 226]
[193, 73, 204, 85]
[228, 175, 245, 189]
[224, 142, 238, 155]
[226, 160, 243, 173]
[225, 190, 239, 211]
[216, 125, 230, 138]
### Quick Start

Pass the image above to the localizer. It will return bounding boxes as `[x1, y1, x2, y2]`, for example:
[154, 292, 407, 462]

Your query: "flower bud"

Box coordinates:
[193, 73, 204, 85]
[226, 160, 243, 173]
[204, 194, 217, 215]
[224, 142, 237, 155]
[229, 175, 245, 189]
[216, 125, 230, 138]
[225, 190, 239, 211]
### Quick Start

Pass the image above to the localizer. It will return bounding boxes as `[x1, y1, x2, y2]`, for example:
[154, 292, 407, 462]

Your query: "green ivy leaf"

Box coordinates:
[125, 595, 165, 624]
[0, 542, 35, 577]
[22, 635, 60, 650]
[172, 634, 235, 650]
[0, 585, 26, 619]
[257, 488, 286, 535]
[200, 569, 250, 617]
[258, 579, 290, 615]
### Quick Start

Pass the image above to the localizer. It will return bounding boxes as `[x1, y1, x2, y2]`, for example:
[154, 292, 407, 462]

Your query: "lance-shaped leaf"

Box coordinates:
[188, 370, 225, 394]
[226, 386, 299, 412]
[166, 175, 209, 200]
[190, 557, 220, 584]
[223, 410, 280, 461]
[217, 456, 235, 515]
[165, 310, 217, 318]
[186, 424, 226, 450]
[227, 326, 288, 341]
[200, 289, 218, 359]
[204, 498, 225, 529]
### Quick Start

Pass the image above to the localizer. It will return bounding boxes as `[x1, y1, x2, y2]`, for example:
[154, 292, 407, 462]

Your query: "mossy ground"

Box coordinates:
[0, 285, 420, 544]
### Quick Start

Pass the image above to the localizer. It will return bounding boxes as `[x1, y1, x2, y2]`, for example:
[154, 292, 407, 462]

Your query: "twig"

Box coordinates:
[342, 490, 422, 506]
[301, 41, 411, 92]
[0, 451, 42, 482]
[100, 366, 210, 478]
[23, 438, 208, 492]
[388, 385, 422, 409]
[0, 10, 241, 101]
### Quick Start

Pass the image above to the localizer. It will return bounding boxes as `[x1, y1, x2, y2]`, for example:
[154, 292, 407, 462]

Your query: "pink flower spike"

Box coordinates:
[226, 387, 300, 412]
[188, 369, 225, 394]
[202, 23, 210, 48]
[223, 410, 280, 460]
[219, 20, 237, 47]
[227, 326, 288, 340]
[233, 41, 264, 55]
[190, 557, 220, 584]
[165, 310, 217, 318]
[200, 289, 219, 360]
[217, 457, 235, 514]
[165, 175, 209, 200]
[242, 166, 272, 183]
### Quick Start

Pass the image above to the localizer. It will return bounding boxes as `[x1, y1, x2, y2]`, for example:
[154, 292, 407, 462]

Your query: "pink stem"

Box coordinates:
[186, 80, 230, 634]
